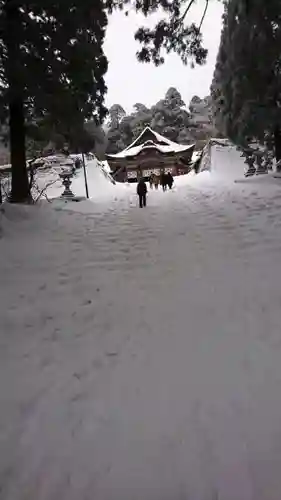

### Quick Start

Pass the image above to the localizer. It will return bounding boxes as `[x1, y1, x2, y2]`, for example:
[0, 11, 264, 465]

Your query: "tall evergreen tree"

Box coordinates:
[108, 104, 126, 129]
[106, 104, 127, 153]
[151, 87, 189, 141]
[1, 0, 107, 202]
[211, 0, 281, 159]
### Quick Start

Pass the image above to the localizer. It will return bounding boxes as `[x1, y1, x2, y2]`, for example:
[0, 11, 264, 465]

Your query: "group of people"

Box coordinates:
[148, 172, 174, 191]
[136, 171, 174, 208]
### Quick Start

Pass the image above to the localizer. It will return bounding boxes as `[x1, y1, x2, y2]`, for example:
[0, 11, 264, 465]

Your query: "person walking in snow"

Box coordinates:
[149, 174, 154, 190]
[154, 175, 160, 190]
[166, 172, 174, 190]
[160, 172, 167, 191]
[137, 178, 148, 208]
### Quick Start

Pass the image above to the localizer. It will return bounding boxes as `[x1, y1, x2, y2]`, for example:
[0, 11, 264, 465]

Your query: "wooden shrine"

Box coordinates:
[106, 127, 195, 182]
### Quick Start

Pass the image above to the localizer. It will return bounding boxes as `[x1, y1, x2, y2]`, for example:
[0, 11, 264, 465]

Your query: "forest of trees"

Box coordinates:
[105, 89, 214, 155]
[211, 0, 281, 160]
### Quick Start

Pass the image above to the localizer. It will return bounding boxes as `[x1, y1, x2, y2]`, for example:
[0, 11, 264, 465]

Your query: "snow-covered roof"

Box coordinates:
[107, 141, 194, 159]
[125, 126, 177, 150]
[106, 126, 194, 159]
[32, 154, 75, 166]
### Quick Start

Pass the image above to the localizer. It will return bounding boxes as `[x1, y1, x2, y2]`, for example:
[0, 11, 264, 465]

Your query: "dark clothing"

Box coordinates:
[138, 193, 147, 208]
[154, 176, 160, 189]
[137, 179, 147, 195]
[160, 173, 167, 191]
[137, 179, 148, 208]
[75, 158, 82, 169]
[166, 172, 174, 189]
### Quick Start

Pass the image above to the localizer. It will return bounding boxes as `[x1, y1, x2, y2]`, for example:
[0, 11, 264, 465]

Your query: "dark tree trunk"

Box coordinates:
[9, 97, 30, 202]
[4, 0, 30, 202]
[274, 126, 281, 171]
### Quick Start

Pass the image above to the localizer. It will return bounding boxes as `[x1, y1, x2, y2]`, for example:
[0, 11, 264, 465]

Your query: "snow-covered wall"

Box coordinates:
[199, 139, 246, 180]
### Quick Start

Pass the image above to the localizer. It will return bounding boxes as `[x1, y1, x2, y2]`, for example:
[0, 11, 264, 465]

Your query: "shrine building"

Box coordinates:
[106, 126, 195, 182]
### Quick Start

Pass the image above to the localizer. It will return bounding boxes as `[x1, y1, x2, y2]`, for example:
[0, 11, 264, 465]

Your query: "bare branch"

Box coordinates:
[198, 0, 209, 31]
[179, 0, 196, 24]
[33, 178, 59, 203]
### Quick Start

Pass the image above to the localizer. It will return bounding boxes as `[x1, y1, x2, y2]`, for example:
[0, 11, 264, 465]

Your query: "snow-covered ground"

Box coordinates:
[2, 143, 281, 499]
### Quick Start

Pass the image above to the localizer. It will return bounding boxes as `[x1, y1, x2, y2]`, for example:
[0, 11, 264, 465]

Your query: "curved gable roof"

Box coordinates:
[106, 126, 194, 160]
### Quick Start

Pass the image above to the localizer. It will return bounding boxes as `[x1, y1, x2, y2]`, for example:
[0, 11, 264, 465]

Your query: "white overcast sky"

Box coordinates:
[104, 0, 224, 113]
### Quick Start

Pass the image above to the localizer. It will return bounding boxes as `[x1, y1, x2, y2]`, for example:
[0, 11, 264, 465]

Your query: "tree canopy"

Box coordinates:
[106, 88, 214, 153]
[105, 0, 211, 66]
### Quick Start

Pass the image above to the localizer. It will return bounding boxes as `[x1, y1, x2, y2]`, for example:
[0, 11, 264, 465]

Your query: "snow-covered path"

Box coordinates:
[2, 178, 281, 500]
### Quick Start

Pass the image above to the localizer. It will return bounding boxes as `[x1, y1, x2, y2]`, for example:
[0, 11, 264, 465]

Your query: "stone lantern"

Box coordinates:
[255, 150, 268, 175]
[263, 150, 274, 172]
[59, 170, 75, 199]
[241, 147, 256, 177]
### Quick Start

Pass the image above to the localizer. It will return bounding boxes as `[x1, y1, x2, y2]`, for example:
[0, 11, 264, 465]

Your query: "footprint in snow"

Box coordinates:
[81, 299, 92, 306]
